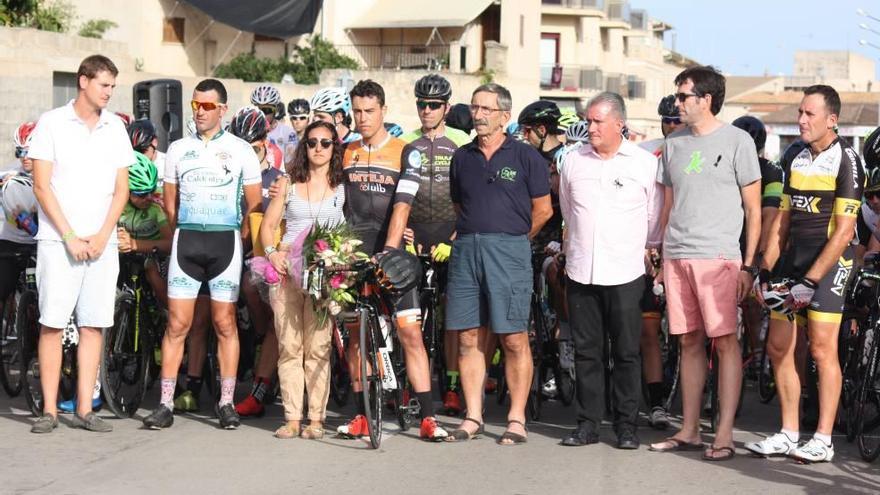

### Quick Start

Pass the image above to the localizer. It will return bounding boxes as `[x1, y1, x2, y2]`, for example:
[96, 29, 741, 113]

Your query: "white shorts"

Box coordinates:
[36, 240, 119, 329]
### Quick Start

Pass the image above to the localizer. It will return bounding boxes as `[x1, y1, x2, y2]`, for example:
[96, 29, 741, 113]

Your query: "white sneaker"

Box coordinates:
[791, 437, 834, 463]
[745, 432, 797, 457]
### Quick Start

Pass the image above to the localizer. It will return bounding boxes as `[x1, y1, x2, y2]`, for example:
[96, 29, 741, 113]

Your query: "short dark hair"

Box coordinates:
[804, 84, 841, 117]
[674, 65, 726, 115]
[77, 55, 118, 82]
[194, 78, 228, 104]
[350, 79, 385, 107]
[287, 121, 344, 188]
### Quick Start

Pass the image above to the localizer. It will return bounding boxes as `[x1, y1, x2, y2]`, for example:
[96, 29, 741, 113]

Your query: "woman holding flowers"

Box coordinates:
[260, 121, 345, 439]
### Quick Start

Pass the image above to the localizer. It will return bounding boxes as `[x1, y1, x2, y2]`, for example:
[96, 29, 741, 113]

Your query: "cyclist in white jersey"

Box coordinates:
[143, 79, 261, 431]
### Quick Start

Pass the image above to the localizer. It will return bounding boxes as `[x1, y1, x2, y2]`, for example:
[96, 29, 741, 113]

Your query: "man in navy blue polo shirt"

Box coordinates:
[444, 83, 553, 445]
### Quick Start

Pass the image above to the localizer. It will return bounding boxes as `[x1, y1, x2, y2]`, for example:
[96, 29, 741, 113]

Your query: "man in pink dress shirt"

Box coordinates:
[558, 92, 663, 449]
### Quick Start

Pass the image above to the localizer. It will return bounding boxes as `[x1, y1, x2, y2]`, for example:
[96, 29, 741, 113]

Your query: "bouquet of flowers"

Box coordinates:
[302, 222, 369, 326]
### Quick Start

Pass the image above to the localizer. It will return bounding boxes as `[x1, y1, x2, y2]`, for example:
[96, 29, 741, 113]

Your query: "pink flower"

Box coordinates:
[314, 239, 330, 252]
[329, 273, 345, 289]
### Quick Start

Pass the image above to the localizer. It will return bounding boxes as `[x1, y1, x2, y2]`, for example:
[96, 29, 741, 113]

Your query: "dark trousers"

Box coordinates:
[567, 275, 644, 430]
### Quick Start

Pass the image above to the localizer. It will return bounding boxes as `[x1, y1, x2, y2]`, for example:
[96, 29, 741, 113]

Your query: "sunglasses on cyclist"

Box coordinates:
[14, 147, 28, 158]
[259, 105, 276, 115]
[291, 115, 309, 121]
[306, 138, 334, 150]
[131, 190, 152, 198]
[190, 100, 223, 112]
[416, 101, 445, 111]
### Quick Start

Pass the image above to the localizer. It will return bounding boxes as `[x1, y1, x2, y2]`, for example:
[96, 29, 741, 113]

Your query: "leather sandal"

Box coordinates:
[445, 417, 484, 442]
[301, 424, 324, 440]
[274, 422, 301, 439]
[498, 419, 528, 445]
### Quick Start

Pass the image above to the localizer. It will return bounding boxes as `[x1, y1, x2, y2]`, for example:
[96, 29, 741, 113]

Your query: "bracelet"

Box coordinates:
[265, 246, 278, 256]
[62, 230, 76, 242]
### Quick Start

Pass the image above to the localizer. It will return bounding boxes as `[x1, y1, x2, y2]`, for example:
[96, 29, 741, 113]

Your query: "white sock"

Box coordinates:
[813, 432, 832, 446]
[781, 429, 799, 443]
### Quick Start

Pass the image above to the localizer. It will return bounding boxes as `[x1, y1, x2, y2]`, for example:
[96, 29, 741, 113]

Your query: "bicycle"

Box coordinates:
[846, 258, 880, 461]
[0, 247, 35, 397]
[328, 316, 351, 407]
[100, 252, 166, 418]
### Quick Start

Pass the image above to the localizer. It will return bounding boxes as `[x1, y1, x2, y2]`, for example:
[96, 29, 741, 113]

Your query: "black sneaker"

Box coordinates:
[143, 405, 174, 430]
[216, 403, 240, 430]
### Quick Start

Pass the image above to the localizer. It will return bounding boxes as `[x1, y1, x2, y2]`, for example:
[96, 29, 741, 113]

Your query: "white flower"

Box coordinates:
[328, 300, 341, 315]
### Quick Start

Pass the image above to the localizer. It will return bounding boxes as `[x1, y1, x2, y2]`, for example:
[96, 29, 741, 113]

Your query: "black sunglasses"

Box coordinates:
[15, 147, 28, 158]
[416, 101, 445, 111]
[131, 190, 152, 198]
[306, 138, 334, 149]
[259, 105, 276, 115]
[674, 92, 701, 103]
[291, 115, 308, 121]
[661, 117, 681, 125]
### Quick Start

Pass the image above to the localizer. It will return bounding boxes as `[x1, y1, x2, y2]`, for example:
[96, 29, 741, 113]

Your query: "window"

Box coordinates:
[254, 34, 283, 42]
[52, 72, 77, 108]
[163, 17, 185, 44]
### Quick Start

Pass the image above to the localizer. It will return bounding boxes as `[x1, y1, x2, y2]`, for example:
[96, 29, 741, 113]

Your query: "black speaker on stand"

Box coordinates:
[132, 79, 183, 152]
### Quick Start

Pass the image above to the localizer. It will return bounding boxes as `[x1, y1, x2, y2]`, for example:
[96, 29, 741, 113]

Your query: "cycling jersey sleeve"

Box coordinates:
[761, 159, 784, 209]
[834, 148, 864, 219]
[393, 143, 421, 205]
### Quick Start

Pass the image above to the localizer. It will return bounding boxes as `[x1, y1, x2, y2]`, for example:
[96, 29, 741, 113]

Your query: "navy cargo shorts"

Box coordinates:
[445, 233, 532, 334]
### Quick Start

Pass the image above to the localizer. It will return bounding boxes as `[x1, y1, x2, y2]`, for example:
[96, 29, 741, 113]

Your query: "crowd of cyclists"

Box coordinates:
[5, 53, 880, 464]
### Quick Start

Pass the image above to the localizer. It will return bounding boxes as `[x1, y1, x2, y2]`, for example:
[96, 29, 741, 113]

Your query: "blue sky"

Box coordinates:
[632, 0, 880, 77]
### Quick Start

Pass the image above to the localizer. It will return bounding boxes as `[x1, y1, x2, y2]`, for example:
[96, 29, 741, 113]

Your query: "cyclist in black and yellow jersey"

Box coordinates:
[400, 74, 470, 415]
[752, 85, 864, 463]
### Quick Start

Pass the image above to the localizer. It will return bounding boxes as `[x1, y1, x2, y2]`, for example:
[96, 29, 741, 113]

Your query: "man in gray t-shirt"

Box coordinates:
[649, 66, 762, 461]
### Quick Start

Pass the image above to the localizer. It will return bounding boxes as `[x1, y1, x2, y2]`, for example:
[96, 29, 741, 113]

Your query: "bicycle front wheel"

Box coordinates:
[1, 294, 22, 397]
[856, 330, 880, 462]
[360, 308, 383, 449]
[17, 290, 41, 416]
[101, 293, 150, 418]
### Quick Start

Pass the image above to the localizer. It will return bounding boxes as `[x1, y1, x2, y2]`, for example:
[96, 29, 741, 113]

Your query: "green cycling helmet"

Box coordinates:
[129, 151, 158, 193]
[557, 110, 580, 131]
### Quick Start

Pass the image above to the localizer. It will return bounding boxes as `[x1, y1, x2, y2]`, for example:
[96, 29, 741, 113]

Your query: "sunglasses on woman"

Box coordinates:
[306, 138, 334, 149]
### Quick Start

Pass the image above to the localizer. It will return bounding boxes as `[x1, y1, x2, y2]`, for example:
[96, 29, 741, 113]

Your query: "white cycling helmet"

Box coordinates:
[250, 84, 282, 106]
[762, 278, 794, 315]
[14, 121, 37, 149]
[310, 87, 351, 115]
[565, 120, 590, 144]
[2, 174, 38, 222]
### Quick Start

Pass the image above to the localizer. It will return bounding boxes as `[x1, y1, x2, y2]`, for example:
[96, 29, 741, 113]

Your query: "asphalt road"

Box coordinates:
[1, 380, 879, 495]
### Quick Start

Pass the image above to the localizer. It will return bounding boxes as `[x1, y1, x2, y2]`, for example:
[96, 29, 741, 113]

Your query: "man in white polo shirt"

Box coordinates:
[28, 54, 133, 433]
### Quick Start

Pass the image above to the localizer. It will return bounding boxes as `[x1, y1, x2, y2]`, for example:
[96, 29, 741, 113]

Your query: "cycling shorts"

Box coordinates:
[640, 274, 663, 319]
[168, 229, 242, 303]
[771, 243, 854, 325]
[411, 221, 455, 252]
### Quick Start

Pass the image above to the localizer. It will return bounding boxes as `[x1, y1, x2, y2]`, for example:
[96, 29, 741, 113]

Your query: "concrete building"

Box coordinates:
[792, 50, 877, 92]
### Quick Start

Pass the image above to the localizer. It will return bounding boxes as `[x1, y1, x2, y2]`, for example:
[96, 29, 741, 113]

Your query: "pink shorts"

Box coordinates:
[664, 258, 740, 338]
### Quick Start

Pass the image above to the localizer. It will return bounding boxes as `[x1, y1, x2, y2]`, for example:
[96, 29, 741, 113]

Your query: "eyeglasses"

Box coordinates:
[131, 190, 152, 198]
[306, 138, 334, 150]
[259, 105, 276, 116]
[674, 92, 701, 103]
[190, 100, 223, 112]
[15, 147, 28, 159]
[469, 104, 502, 115]
[291, 115, 309, 121]
[417, 101, 445, 111]
[661, 117, 681, 125]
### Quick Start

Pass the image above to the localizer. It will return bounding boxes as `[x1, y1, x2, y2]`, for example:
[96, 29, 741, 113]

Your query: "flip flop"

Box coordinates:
[445, 417, 484, 442]
[649, 437, 704, 452]
[498, 419, 528, 445]
[703, 445, 736, 461]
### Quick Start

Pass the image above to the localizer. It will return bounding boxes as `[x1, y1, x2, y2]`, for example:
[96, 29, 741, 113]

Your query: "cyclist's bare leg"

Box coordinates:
[712, 332, 742, 449]
[161, 297, 197, 379]
[346, 320, 362, 394]
[456, 326, 488, 430]
[397, 322, 430, 392]
[807, 319, 842, 436]
[75, 326, 103, 417]
[186, 297, 210, 379]
[667, 330, 707, 443]
[37, 326, 63, 416]
[500, 331, 532, 440]
[145, 260, 167, 309]
[640, 316, 663, 384]
[211, 300, 240, 404]
[767, 317, 800, 431]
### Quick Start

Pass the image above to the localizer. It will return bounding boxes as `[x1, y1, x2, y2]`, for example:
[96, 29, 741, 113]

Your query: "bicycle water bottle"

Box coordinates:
[15, 211, 37, 236]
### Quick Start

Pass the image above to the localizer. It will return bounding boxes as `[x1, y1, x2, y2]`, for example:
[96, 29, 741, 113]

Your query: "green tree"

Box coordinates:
[213, 36, 359, 83]
[1, 0, 75, 32]
[78, 18, 117, 39]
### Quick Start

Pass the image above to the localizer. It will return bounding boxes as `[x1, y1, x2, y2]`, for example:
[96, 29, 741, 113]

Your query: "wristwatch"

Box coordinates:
[741, 264, 759, 278]
[265, 246, 278, 256]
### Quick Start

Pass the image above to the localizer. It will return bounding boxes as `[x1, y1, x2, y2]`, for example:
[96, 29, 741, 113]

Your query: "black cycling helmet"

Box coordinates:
[287, 98, 310, 116]
[128, 119, 157, 153]
[864, 127, 880, 172]
[445, 103, 473, 135]
[414, 74, 452, 101]
[228, 106, 269, 143]
[274, 102, 285, 119]
[732, 115, 767, 153]
[657, 95, 679, 118]
[375, 249, 421, 295]
[518, 100, 562, 133]
[866, 167, 880, 194]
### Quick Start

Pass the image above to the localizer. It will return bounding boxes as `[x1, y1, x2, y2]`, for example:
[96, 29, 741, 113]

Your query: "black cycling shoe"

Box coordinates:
[216, 403, 241, 430]
[143, 405, 174, 430]
[616, 428, 640, 450]
[561, 422, 599, 447]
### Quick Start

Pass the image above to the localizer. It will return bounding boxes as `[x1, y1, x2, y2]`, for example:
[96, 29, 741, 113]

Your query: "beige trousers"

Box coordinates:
[269, 279, 332, 421]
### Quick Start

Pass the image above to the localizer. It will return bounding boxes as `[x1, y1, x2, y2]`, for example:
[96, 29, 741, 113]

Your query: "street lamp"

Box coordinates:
[858, 8, 880, 23]
[861, 23, 880, 37]
[861, 39, 880, 51]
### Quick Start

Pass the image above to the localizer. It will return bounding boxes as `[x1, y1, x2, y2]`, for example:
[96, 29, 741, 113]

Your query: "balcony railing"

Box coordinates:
[540, 65, 644, 98]
[334, 44, 449, 70]
[541, 0, 604, 9]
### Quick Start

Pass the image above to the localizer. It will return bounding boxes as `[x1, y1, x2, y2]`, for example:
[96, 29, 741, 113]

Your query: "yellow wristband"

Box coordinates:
[62, 230, 76, 242]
